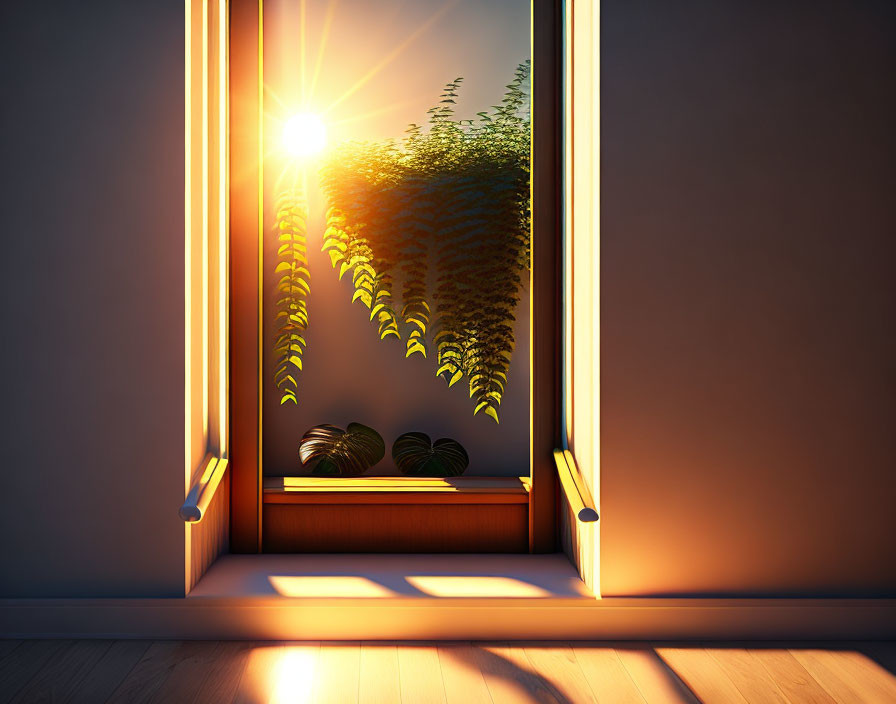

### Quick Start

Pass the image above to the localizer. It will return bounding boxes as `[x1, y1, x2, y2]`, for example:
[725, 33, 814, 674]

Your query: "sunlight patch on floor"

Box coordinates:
[405, 575, 553, 598]
[268, 575, 396, 598]
[270, 646, 317, 704]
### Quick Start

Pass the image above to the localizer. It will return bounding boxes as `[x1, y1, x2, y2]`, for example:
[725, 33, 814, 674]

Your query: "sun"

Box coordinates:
[282, 113, 327, 158]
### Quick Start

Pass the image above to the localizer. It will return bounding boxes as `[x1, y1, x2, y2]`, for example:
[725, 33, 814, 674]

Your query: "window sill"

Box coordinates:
[263, 476, 530, 505]
[261, 477, 531, 552]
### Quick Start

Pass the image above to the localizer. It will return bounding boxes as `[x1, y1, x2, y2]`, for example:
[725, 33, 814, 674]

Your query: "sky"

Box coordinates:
[264, 0, 531, 144]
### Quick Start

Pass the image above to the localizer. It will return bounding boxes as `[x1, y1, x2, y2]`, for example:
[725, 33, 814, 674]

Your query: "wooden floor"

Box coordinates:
[0, 640, 894, 703]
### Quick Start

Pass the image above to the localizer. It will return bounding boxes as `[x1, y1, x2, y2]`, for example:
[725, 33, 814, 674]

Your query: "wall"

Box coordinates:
[601, 0, 896, 596]
[0, 1, 186, 597]
[1, 0, 893, 600]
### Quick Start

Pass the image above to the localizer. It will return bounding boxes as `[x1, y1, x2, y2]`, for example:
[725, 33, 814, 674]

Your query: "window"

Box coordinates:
[230, 0, 561, 553]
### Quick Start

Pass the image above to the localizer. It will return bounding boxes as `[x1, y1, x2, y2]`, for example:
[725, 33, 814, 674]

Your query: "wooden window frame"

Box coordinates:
[229, 0, 562, 553]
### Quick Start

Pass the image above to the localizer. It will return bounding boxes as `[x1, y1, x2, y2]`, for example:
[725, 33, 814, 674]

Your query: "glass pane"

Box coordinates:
[262, 0, 531, 478]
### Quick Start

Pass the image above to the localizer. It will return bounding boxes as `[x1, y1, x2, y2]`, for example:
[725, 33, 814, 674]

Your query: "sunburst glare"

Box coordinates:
[282, 112, 328, 157]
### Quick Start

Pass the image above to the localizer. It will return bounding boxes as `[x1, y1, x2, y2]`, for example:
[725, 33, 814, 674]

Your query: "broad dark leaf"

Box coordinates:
[392, 432, 469, 477]
[299, 422, 385, 476]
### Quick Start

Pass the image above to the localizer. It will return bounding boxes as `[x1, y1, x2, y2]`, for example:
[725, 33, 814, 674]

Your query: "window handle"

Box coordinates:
[553, 449, 598, 523]
[180, 454, 229, 523]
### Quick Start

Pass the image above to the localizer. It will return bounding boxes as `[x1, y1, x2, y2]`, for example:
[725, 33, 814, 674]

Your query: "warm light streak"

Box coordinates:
[329, 98, 418, 128]
[269, 575, 396, 598]
[300, 0, 307, 104]
[306, 0, 338, 103]
[405, 576, 552, 598]
[591, 0, 601, 598]
[282, 113, 328, 157]
[562, 0, 601, 596]
[322, 0, 458, 116]
[184, 0, 229, 586]
[183, 0, 192, 595]
[258, 0, 265, 505]
[271, 161, 303, 198]
[264, 83, 290, 113]
[201, 0, 209, 444]
[184, 0, 192, 498]
[218, 0, 228, 457]
[270, 648, 316, 704]
[563, 0, 573, 450]
[199, 453, 218, 484]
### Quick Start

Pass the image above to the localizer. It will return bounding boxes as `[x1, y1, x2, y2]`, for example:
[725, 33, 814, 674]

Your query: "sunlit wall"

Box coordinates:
[600, 0, 896, 596]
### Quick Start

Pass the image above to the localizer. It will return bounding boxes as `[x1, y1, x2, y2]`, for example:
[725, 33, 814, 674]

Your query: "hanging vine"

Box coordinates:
[273, 187, 310, 405]
[319, 61, 531, 421]
[319, 141, 403, 342]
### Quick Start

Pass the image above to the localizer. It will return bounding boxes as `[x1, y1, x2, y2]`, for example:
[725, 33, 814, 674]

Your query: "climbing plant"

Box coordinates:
[319, 62, 531, 422]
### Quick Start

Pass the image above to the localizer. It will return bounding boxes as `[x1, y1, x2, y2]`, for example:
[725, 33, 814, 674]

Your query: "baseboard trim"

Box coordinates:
[2, 597, 893, 640]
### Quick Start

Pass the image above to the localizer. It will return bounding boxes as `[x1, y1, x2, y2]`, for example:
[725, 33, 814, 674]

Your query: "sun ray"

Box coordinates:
[307, 0, 338, 104]
[323, 0, 458, 116]
[330, 98, 419, 129]
[300, 0, 307, 103]
[264, 83, 289, 113]
[265, 111, 285, 125]
[273, 161, 302, 194]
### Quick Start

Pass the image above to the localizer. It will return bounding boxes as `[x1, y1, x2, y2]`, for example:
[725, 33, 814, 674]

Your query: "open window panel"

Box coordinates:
[230, 0, 561, 555]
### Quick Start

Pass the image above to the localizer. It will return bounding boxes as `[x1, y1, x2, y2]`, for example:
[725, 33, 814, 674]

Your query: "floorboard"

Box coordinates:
[0, 643, 20, 662]
[523, 643, 596, 703]
[0, 640, 71, 704]
[791, 647, 896, 704]
[359, 643, 400, 704]
[232, 642, 286, 704]
[314, 641, 358, 703]
[572, 644, 647, 704]
[861, 641, 896, 680]
[0, 639, 893, 703]
[654, 645, 750, 704]
[147, 641, 223, 704]
[748, 647, 837, 704]
[473, 643, 568, 703]
[65, 640, 152, 704]
[436, 643, 493, 704]
[704, 646, 790, 704]
[397, 642, 446, 704]
[613, 646, 700, 704]
[190, 641, 254, 704]
[10, 640, 110, 704]
[106, 641, 193, 704]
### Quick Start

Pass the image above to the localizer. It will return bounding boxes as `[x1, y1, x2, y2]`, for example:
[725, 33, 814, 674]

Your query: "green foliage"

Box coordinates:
[299, 422, 386, 476]
[273, 189, 310, 404]
[319, 142, 403, 343]
[392, 432, 469, 477]
[320, 62, 531, 421]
